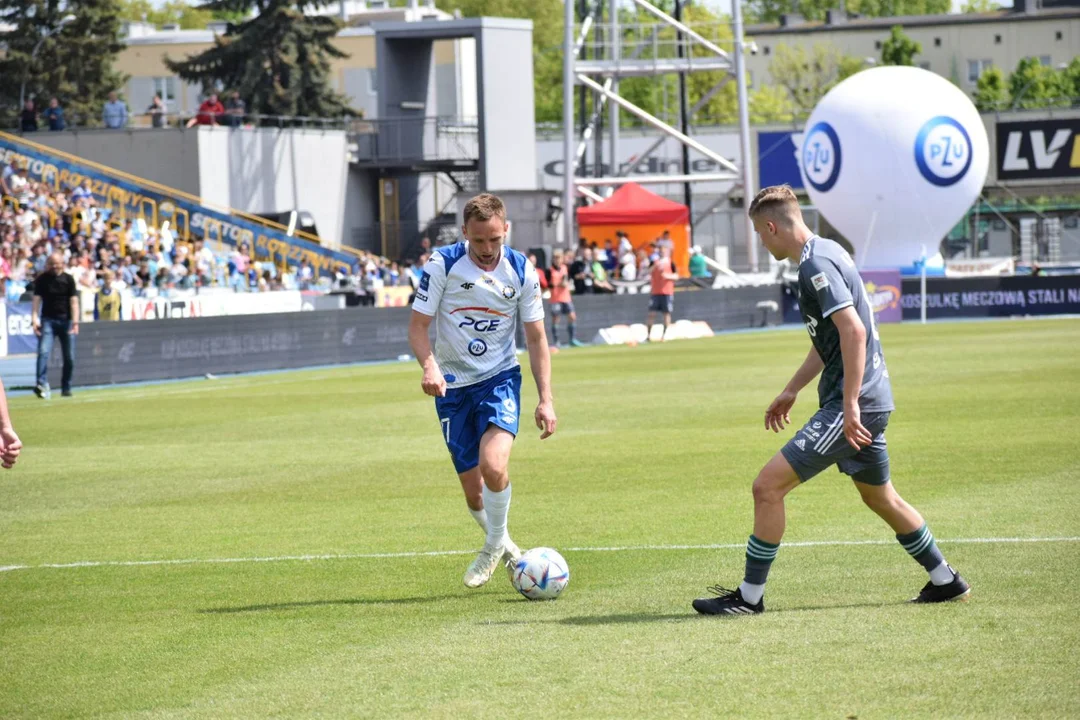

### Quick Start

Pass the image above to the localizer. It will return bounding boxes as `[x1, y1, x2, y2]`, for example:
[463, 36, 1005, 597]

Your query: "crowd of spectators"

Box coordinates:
[0, 159, 414, 309]
[533, 229, 689, 295]
[15, 91, 250, 132]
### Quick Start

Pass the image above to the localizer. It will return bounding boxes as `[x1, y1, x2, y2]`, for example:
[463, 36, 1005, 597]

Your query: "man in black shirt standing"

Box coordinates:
[32, 253, 79, 399]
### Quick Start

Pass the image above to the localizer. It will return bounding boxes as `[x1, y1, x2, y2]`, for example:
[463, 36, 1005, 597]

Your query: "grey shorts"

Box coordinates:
[550, 301, 575, 316]
[649, 294, 674, 313]
[780, 408, 892, 485]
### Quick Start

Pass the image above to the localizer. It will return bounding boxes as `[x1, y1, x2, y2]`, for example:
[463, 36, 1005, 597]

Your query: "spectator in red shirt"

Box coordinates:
[547, 249, 583, 347]
[187, 94, 225, 127]
[646, 244, 679, 341]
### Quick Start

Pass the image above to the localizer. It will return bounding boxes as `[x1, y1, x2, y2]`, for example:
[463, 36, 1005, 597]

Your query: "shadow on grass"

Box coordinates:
[200, 593, 470, 614]
[481, 600, 898, 626]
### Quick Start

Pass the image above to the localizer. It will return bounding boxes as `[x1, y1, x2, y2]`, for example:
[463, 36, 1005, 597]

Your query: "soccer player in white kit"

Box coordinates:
[408, 193, 557, 589]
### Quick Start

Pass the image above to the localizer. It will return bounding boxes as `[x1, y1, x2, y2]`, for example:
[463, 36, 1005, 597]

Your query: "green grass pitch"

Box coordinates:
[2, 318, 1079, 718]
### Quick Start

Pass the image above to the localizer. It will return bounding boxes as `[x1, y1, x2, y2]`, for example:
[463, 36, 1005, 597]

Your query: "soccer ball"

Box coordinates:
[510, 547, 570, 600]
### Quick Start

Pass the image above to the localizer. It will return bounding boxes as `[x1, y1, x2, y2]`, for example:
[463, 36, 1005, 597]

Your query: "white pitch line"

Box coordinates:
[1, 536, 1077, 575]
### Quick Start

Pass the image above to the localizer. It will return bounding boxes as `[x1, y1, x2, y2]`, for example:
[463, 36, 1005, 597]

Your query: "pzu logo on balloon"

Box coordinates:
[914, 116, 973, 187]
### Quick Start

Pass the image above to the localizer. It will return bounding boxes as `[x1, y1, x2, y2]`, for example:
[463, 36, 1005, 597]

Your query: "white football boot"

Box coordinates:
[463, 541, 506, 588]
[502, 538, 522, 583]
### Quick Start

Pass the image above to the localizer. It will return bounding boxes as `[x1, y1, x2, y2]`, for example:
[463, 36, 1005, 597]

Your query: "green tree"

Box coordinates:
[748, 0, 948, 24]
[768, 43, 868, 118]
[0, 0, 128, 127]
[117, 0, 215, 29]
[960, 0, 1000, 12]
[972, 65, 1007, 111]
[880, 25, 920, 66]
[1060, 56, 1080, 101]
[436, 0, 564, 123]
[165, 0, 352, 120]
[749, 84, 794, 123]
[1008, 56, 1070, 109]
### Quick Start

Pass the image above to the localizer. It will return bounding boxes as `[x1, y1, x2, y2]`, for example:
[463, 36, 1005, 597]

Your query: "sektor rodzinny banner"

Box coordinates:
[0, 137, 361, 279]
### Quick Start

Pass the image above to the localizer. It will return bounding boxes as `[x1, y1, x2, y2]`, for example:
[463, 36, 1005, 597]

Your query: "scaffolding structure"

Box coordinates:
[562, 0, 758, 270]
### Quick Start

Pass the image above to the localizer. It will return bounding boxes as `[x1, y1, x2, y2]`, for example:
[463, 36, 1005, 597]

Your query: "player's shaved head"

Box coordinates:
[748, 185, 801, 226]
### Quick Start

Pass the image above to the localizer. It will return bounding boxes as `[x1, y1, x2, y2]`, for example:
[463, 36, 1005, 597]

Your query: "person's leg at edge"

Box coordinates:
[853, 479, 959, 589]
[550, 312, 560, 346]
[567, 310, 577, 346]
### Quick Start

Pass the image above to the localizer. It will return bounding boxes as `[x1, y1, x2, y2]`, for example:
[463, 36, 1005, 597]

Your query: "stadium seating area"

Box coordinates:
[0, 159, 415, 306]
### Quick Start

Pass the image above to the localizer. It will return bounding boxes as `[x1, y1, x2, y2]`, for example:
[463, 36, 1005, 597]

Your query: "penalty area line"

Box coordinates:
[1, 536, 1078, 574]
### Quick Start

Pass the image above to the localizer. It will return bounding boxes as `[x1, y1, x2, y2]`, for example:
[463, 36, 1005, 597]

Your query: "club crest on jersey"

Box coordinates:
[502, 285, 516, 300]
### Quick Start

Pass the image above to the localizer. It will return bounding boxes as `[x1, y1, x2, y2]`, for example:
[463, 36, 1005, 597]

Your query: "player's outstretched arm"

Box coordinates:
[523, 320, 556, 440]
[765, 348, 823, 433]
[833, 307, 873, 450]
[408, 311, 446, 398]
[0, 378, 22, 469]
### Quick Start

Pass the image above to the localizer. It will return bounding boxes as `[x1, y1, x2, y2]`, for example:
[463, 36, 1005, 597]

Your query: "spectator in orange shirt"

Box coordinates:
[646, 244, 679, 341]
[547, 249, 583, 347]
[187, 94, 225, 127]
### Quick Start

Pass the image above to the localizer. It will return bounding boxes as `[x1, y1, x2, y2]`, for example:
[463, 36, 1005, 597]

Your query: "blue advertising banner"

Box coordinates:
[900, 275, 1080, 319]
[6, 301, 37, 355]
[0, 132, 360, 279]
[758, 131, 804, 190]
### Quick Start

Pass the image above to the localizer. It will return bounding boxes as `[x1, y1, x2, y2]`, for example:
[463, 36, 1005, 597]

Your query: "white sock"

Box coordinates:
[469, 507, 487, 533]
[929, 561, 954, 586]
[739, 581, 765, 605]
[482, 483, 511, 547]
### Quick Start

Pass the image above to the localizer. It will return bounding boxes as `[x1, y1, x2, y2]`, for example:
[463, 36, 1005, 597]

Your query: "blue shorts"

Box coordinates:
[649, 294, 674, 313]
[434, 367, 522, 474]
[780, 407, 892, 485]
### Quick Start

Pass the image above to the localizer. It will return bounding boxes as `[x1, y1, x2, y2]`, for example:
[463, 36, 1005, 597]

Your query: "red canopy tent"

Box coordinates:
[576, 183, 691, 273]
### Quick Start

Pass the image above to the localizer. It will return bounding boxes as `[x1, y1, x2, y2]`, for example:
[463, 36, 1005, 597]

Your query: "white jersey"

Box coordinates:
[412, 242, 544, 389]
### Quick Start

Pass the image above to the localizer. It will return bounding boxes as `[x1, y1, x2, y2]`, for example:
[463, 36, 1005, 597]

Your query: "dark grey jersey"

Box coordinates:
[797, 237, 894, 412]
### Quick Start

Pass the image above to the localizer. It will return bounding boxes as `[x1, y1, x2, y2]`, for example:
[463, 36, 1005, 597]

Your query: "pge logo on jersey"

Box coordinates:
[802, 121, 842, 192]
[914, 116, 972, 187]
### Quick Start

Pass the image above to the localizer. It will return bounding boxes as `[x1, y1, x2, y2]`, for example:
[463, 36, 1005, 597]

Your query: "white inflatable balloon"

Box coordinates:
[796, 66, 989, 269]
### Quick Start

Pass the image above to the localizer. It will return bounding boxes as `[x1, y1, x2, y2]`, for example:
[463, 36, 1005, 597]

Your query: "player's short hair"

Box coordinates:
[748, 185, 801, 223]
[463, 193, 507, 225]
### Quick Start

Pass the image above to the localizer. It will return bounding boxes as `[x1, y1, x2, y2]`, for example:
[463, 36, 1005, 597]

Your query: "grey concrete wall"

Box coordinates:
[27, 129, 202, 196]
[196, 127, 350, 248]
[343, 166, 379, 252]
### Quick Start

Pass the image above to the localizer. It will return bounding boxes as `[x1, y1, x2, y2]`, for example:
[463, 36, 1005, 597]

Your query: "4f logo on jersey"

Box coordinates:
[461, 282, 475, 290]
[997, 118, 1080, 180]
